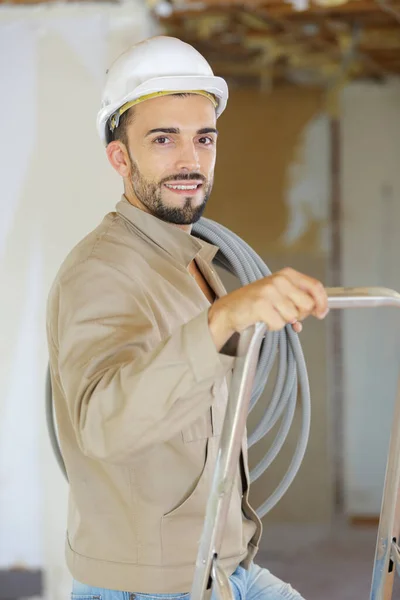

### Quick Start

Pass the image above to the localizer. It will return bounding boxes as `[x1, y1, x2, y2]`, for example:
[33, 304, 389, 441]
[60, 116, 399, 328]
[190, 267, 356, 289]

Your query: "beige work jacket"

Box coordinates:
[46, 196, 262, 593]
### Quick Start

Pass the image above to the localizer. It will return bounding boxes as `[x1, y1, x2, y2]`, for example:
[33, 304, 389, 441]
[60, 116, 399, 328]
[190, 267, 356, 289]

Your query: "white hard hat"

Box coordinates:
[97, 36, 229, 145]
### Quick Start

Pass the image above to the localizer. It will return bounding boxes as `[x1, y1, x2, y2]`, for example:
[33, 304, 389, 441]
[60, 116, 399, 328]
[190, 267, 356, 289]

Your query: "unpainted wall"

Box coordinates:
[204, 88, 333, 530]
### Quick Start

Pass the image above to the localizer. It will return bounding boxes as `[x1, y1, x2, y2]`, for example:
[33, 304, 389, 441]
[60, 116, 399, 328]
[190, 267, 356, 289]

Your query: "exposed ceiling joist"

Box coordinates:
[150, 0, 400, 84]
[2, 0, 399, 85]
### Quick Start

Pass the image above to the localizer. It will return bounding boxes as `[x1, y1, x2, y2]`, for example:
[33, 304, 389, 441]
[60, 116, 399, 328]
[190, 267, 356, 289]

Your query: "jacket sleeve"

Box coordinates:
[53, 258, 234, 464]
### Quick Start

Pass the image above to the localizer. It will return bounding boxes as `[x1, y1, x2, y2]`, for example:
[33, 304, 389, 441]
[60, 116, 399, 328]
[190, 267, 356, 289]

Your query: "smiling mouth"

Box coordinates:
[164, 182, 203, 194]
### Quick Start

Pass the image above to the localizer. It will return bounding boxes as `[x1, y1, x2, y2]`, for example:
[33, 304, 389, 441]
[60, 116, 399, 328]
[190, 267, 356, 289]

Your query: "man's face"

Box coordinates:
[125, 94, 217, 225]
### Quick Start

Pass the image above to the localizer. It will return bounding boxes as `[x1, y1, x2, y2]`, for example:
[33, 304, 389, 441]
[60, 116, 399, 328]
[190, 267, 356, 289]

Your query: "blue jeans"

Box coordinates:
[71, 563, 305, 599]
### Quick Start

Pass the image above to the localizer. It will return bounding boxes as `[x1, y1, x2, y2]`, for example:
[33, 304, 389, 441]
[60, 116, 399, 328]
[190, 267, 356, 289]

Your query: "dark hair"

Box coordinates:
[105, 92, 216, 146]
[106, 107, 135, 146]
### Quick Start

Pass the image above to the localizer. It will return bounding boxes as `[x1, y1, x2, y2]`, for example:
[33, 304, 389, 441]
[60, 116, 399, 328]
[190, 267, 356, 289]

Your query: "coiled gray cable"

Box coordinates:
[193, 218, 311, 518]
[45, 217, 311, 519]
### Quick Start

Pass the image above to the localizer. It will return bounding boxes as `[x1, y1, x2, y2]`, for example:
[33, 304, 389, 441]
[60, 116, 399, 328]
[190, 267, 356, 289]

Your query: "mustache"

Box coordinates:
[161, 173, 206, 184]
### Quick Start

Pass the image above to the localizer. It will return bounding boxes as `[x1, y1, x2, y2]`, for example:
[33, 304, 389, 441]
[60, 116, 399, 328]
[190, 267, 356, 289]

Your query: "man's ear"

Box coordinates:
[106, 141, 131, 178]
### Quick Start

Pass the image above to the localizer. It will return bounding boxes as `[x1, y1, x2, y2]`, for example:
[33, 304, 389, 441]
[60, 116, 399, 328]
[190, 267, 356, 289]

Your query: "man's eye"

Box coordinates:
[199, 137, 213, 145]
[154, 137, 169, 144]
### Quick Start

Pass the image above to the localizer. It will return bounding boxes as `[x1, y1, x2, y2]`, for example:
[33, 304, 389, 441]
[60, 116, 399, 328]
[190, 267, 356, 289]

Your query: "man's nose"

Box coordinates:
[175, 142, 201, 173]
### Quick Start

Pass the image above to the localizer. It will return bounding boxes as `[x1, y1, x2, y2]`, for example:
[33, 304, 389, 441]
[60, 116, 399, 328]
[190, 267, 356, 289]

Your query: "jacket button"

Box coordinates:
[212, 383, 218, 397]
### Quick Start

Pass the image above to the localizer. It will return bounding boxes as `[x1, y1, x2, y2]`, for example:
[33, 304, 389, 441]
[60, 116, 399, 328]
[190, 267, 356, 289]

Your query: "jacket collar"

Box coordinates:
[116, 196, 218, 268]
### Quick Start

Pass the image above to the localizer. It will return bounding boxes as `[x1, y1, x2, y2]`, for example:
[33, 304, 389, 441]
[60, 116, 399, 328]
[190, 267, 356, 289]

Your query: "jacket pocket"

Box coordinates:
[210, 379, 228, 438]
[182, 378, 229, 443]
[181, 410, 212, 442]
[161, 439, 212, 565]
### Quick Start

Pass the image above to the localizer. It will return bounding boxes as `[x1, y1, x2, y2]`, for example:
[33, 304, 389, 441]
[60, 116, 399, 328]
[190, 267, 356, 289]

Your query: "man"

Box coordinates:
[46, 36, 328, 600]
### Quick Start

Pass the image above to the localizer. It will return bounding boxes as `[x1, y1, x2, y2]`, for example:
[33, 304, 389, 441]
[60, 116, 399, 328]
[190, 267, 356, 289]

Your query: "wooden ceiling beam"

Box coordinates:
[165, 0, 400, 19]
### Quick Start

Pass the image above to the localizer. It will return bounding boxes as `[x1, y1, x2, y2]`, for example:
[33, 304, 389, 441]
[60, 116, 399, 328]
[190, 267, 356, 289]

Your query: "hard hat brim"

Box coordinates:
[97, 74, 229, 145]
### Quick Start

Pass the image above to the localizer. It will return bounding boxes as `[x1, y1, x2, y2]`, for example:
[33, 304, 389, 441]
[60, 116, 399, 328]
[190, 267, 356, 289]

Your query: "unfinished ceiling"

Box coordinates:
[2, 0, 400, 85]
[149, 0, 400, 85]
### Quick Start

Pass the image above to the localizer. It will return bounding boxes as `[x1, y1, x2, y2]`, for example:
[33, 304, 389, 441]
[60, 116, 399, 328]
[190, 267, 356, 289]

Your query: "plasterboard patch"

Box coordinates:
[50, 15, 107, 85]
[0, 22, 36, 262]
[0, 238, 43, 567]
[282, 114, 330, 251]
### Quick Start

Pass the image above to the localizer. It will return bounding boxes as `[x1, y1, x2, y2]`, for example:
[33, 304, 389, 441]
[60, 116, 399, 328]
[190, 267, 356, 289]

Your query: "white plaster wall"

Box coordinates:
[0, 5, 155, 598]
[341, 80, 400, 515]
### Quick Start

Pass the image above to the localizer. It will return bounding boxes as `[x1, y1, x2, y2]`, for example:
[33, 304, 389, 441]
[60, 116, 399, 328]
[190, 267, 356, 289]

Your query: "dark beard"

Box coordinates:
[130, 160, 212, 225]
[141, 195, 208, 225]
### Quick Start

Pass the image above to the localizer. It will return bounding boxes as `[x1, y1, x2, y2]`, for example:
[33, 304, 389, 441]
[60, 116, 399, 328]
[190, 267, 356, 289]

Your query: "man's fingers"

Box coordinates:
[291, 321, 303, 334]
[273, 299, 299, 325]
[271, 274, 319, 321]
[279, 267, 328, 319]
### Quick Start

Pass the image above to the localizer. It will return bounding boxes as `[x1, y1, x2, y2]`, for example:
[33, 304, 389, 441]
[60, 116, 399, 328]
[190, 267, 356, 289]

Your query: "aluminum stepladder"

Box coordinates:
[189, 287, 400, 600]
